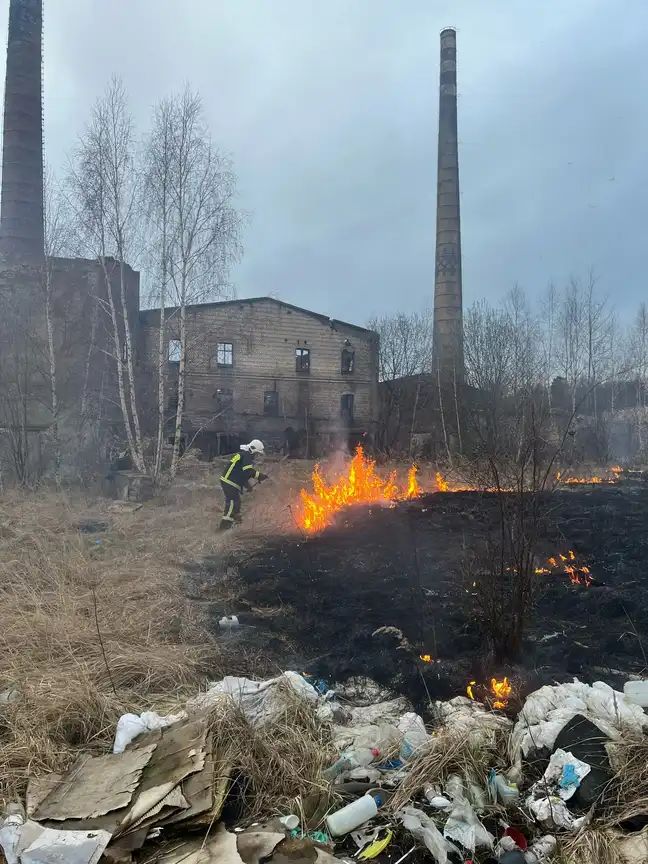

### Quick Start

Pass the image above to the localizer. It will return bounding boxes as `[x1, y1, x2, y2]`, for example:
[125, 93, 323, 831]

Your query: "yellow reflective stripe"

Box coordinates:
[220, 476, 241, 490]
[242, 464, 259, 479]
[223, 453, 240, 481]
[225, 500, 234, 518]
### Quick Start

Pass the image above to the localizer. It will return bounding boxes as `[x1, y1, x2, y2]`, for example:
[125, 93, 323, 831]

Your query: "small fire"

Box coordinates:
[408, 466, 421, 498]
[296, 446, 420, 534]
[490, 677, 512, 710]
[466, 677, 512, 710]
[542, 550, 592, 586]
[557, 468, 620, 485]
[420, 654, 433, 663]
[435, 472, 477, 492]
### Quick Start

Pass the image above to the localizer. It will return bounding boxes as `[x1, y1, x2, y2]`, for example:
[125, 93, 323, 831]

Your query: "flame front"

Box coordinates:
[490, 677, 512, 709]
[297, 446, 420, 534]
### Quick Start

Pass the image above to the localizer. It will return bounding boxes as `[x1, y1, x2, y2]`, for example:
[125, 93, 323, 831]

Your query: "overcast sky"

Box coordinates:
[3, 0, 646, 325]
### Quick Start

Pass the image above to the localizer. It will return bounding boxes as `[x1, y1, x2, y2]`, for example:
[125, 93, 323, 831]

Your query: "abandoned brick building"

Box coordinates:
[0, 0, 378, 472]
[140, 297, 379, 458]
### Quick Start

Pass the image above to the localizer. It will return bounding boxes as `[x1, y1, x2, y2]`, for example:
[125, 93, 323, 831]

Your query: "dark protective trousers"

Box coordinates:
[220, 480, 242, 529]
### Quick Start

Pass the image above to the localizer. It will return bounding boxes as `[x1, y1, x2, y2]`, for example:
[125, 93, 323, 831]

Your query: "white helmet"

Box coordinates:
[246, 439, 265, 455]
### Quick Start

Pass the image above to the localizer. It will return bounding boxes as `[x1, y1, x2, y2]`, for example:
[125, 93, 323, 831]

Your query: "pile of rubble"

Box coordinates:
[1, 673, 648, 863]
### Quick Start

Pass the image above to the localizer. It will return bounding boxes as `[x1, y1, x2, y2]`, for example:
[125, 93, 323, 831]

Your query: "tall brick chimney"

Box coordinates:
[0, 0, 44, 259]
[432, 27, 463, 384]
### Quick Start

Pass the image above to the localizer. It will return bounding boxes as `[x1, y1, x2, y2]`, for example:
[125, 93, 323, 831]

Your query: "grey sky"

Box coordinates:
[4, 0, 647, 325]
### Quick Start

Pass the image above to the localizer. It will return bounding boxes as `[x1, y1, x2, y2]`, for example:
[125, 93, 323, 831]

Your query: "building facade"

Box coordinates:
[139, 297, 379, 457]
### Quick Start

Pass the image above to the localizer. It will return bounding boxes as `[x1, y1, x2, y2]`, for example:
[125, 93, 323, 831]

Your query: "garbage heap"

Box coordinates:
[1, 673, 648, 864]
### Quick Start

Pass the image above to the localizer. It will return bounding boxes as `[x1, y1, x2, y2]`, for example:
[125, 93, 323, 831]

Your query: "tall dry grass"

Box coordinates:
[0, 482, 228, 801]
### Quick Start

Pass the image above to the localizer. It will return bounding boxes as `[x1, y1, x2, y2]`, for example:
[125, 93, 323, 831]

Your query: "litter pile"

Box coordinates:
[2, 672, 648, 863]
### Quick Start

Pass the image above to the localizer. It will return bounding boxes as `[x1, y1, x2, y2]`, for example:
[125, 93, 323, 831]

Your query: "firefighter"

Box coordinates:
[219, 439, 268, 530]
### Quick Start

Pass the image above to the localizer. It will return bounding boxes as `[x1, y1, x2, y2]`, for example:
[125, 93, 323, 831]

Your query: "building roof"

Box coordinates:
[139, 295, 374, 335]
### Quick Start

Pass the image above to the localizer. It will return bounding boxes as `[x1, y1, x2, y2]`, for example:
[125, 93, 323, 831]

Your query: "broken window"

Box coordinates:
[264, 391, 279, 417]
[213, 388, 234, 413]
[215, 342, 233, 366]
[341, 347, 355, 374]
[295, 348, 310, 373]
[168, 339, 181, 364]
[340, 393, 354, 426]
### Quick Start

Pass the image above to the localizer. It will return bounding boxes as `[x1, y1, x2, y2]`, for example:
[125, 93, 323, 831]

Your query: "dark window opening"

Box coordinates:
[168, 339, 181, 364]
[264, 391, 279, 417]
[295, 347, 310, 373]
[215, 342, 233, 367]
[167, 391, 179, 412]
[341, 393, 354, 426]
[341, 347, 355, 374]
[213, 388, 234, 413]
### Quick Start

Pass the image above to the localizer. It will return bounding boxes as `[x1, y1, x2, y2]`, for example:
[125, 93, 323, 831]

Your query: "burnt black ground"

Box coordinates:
[187, 481, 648, 712]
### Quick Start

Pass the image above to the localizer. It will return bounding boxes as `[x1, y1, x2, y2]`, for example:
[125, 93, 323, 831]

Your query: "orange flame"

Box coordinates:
[466, 681, 476, 700]
[557, 468, 620, 485]
[420, 654, 433, 663]
[296, 446, 420, 534]
[490, 677, 512, 710]
[541, 550, 592, 586]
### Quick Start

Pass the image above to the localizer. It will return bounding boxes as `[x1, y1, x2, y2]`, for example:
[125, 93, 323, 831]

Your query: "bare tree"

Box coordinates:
[142, 86, 243, 478]
[67, 76, 146, 471]
[368, 309, 434, 451]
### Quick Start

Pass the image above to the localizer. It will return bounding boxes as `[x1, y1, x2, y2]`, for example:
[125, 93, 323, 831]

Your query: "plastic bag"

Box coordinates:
[510, 680, 648, 763]
[443, 799, 494, 852]
[395, 806, 459, 864]
[543, 748, 591, 801]
[113, 710, 187, 753]
[187, 672, 318, 725]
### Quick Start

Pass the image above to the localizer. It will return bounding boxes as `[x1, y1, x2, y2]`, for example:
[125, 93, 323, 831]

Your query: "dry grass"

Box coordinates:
[390, 724, 509, 811]
[0, 457, 325, 803]
[561, 828, 625, 864]
[602, 736, 648, 826]
[210, 684, 335, 823]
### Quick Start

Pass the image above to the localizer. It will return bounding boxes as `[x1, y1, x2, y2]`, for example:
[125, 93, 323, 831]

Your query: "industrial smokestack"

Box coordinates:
[432, 27, 463, 384]
[0, 0, 44, 259]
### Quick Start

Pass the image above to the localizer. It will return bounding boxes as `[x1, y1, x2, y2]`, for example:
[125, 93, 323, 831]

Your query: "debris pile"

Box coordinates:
[2, 672, 648, 863]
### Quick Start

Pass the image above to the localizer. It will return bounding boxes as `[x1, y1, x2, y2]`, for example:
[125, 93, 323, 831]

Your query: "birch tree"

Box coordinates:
[143, 87, 243, 478]
[42, 169, 74, 485]
[67, 76, 146, 471]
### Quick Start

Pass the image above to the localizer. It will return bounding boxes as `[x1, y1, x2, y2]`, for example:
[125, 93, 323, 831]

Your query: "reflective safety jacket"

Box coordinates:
[220, 449, 262, 491]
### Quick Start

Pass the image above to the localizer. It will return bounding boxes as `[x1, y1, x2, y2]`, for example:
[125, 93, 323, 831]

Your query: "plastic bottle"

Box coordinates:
[524, 835, 557, 863]
[493, 774, 520, 806]
[325, 793, 378, 837]
[445, 774, 465, 800]
[323, 747, 379, 781]
[398, 715, 429, 760]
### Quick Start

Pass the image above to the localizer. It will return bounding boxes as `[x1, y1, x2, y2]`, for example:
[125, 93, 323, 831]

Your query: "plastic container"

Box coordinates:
[323, 747, 379, 782]
[445, 774, 465, 800]
[493, 774, 520, 806]
[326, 794, 378, 837]
[624, 680, 648, 708]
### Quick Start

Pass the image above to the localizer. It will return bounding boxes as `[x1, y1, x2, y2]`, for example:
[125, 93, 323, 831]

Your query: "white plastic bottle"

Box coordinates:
[323, 747, 379, 781]
[325, 794, 378, 837]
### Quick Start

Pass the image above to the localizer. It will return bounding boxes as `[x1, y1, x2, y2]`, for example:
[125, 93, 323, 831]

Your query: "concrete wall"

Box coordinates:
[139, 297, 379, 455]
